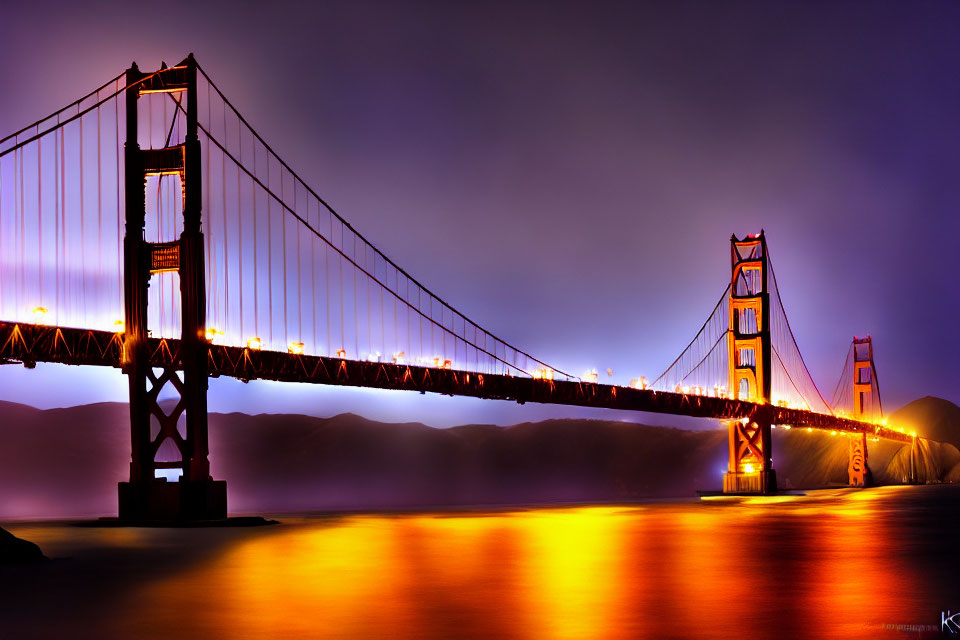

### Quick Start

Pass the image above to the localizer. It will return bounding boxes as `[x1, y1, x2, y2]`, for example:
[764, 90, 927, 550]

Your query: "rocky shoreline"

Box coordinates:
[0, 527, 45, 563]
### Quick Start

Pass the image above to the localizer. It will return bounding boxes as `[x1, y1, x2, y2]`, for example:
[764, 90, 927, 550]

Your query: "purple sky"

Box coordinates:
[0, 1, 957, 426]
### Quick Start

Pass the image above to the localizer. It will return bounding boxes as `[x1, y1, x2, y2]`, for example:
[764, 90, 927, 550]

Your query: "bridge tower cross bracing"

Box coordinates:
[723, 231, 776, 494]
[848, 336, 876, 487]
[118, 55, 226, 520]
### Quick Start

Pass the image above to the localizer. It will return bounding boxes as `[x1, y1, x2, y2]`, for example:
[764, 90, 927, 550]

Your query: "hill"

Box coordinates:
[891, 396, 960, 449]
[0, 398, 957, 518]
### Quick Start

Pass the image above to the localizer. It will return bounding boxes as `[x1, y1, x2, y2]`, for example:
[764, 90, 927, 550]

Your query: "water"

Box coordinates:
[3, 485, 959, 639]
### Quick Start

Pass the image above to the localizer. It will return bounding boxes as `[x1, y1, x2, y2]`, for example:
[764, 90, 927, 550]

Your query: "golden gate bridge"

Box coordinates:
[0, 55, 928, 520]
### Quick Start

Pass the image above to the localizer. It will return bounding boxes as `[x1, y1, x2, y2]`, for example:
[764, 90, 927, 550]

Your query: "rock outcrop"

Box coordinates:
[0, 527, 45, 563]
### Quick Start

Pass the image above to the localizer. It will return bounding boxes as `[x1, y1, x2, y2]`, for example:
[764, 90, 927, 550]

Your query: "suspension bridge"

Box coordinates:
[0, 55, 926, 520]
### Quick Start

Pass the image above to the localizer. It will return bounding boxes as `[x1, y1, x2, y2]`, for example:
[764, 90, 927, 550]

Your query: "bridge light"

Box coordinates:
[681, 385, 691, 394]
[533, 367, 554, 380]
[807, 428, 812, 432]
[741, 417, 749, 425]
[113, 320, 125, 334]
[392, 351, 405, 364]
[430, 357, 453, 370]
[630, 377, 648, 390]
[366, 352, 381, 362]
[583, 369, 599, 383]
[288, 342, 305, 355]
[336, 349, 346, 359]
[205, 327, 224, 344]
[246, 337, 262, 351]
[830, 431, 837, 436]
[743, 463, 755, 473]
[31, 306, 48, 323]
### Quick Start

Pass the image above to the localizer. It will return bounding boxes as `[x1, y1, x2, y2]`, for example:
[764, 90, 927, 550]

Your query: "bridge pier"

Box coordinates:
[722, 415, 777, 493]
[847, 432, 871, 487]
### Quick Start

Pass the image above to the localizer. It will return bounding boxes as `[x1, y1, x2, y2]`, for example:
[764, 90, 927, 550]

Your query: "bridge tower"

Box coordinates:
[848, 336, 876, 487]
[118, 55, 226, 520]
[723, 231, 776, 493]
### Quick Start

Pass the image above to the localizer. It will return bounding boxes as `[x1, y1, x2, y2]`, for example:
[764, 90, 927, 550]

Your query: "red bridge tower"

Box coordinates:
[118, 55, 226, 520]
[723, 231, 776, 493]
[848, 336, 876, 487]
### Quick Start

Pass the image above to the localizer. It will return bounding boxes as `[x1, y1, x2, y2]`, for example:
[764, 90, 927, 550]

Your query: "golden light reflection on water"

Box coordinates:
[94, 489, 952, 640]
[514, 507, 629, 639]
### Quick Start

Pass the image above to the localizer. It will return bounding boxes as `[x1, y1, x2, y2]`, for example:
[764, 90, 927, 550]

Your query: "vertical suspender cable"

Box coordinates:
[367, 246, 372, 356]
[205, 81, 213, 327]
[310, 200, 317, 353]
[22, 143, 26, 314]
[353, 233, 359, 358]
[53, 127, 59, 319]
[0, 143, 4, 315]
[59, 125, 65, 324]
[281, 171, 288, 346]
[392, 264, 397, 360]
[79, 116, 85, 323]
[267, 156, 273, 347]
[297, 190, 302, 345]
[337, 215, 343, 352]
[17, 142, 23, 315]
[252, 140, 258, 339]
[96, 93, 103, 307]
[325, 207, 332, 354]
[380, 257, 385, 360]
[221, 99, 229, 339]
[38, 131, 43, 310]
[115, 80, 122, 314]
[9, 138, 16, 316]
[237, 112, 243, 342]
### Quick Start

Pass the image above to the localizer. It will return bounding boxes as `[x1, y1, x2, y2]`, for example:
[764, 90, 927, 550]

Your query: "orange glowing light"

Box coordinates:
[247, 337, 262, 350]
[288, 342, 305, 355]
[532, 367, 554, 380]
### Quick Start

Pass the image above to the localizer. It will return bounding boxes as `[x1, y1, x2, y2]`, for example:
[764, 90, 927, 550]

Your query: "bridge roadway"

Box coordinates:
[0, 320, 914, 444]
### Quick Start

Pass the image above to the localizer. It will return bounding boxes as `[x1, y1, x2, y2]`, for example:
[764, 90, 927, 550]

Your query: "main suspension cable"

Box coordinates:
[192, 63, 569, 378]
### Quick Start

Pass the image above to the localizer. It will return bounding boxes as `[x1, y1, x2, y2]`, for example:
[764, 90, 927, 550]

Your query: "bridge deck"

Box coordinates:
[0, 321, 914, 444]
